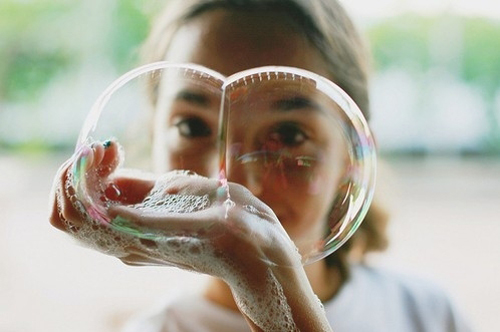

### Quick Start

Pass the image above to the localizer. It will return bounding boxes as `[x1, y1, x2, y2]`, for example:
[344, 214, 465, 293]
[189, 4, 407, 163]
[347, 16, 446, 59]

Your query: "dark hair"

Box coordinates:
[144, 0, 371, 117]
[142, 0, 388, 281]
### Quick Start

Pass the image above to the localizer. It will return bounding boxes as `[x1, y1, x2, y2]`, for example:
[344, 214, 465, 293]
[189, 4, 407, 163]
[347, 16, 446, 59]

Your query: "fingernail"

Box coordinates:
[103, 140, 112, 149]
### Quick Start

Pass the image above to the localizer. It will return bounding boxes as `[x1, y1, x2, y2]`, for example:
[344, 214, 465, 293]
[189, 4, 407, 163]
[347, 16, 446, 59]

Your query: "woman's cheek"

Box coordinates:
[167, 150, 218, 178]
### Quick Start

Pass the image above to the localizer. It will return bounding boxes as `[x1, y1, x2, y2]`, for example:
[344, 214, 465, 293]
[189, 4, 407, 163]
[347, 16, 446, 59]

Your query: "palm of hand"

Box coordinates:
[50, 141, 299, 279]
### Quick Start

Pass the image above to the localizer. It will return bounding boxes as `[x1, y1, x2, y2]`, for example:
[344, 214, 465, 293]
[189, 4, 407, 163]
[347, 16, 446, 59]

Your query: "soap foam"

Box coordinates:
[62, 162, 299, 331]
[133, 176, 210, 214]
[231, 269, 298, 331]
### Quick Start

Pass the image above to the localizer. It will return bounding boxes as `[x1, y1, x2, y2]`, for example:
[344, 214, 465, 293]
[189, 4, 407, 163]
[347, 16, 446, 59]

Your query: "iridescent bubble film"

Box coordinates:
[69, 62, 376, 265]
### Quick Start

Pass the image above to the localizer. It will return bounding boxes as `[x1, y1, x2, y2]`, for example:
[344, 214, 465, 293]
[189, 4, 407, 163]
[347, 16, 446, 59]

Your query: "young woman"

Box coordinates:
[50, 0, 473, 331]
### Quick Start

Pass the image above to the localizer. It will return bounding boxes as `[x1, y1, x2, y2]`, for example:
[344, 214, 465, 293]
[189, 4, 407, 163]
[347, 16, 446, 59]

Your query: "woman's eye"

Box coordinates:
[268, 123, 307, 148]
[175, 117, 212, 138]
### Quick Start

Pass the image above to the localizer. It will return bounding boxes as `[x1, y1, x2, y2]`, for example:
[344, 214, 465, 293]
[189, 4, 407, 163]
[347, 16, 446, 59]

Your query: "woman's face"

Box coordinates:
[159, 9, 346, 250]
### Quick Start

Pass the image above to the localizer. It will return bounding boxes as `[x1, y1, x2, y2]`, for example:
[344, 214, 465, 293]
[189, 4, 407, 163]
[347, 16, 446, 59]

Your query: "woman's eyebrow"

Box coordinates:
[174, 89, 211, 107]
[272, 96, 320, 112]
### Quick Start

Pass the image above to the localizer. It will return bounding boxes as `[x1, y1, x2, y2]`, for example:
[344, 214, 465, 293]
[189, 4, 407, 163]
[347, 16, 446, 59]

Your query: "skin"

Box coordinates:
[163, 8, 343, 310]
[49, 9, 346, 332]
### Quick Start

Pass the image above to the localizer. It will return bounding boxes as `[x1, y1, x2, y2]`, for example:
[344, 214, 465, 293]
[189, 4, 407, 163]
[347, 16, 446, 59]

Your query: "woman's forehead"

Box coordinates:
[164, 9, 330, 78]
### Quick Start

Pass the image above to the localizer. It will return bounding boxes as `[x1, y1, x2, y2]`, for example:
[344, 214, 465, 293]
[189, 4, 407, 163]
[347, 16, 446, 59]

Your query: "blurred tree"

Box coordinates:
[367, 14, 432, 72]
[367, 14, 500, 153]
[110, 0, 150, 71]
[462, 18, 500, 151]
[0, 1, 74, 102]
[0, 0, 152, 103]
[1, 2, 498, 153]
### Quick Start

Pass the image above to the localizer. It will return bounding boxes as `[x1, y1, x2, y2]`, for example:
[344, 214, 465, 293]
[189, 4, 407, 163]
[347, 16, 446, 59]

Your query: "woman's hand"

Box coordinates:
[49, 140, 297, 267]
[49, 140, 332, 331]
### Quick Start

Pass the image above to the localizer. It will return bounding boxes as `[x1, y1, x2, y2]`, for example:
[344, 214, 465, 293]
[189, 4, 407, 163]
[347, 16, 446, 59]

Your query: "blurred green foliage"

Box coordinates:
[0, 1, 68, 33]
[110, 0, 150, 72]
[0, 1, 73, 101]
[3, 51, 72, 102]
[368, 14, 500, 152]
[2, 4, 498, 103]
[0, 0, 150, 102]
[462, 18, 500, 95]
[368, 14, 500, 96]
[368, 14, 433, 71]
[0, 2, 499, 152]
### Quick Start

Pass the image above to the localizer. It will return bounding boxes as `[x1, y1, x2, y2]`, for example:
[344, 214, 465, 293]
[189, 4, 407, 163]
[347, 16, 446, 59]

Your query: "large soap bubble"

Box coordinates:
[69, 62, 376, 265]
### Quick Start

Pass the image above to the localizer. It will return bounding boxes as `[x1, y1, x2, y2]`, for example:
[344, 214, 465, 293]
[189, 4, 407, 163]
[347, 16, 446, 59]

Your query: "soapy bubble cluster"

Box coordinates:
[134, 176, 211, 214]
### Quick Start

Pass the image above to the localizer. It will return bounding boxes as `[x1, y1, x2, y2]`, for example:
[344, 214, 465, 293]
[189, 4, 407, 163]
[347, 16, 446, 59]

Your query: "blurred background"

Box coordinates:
[1, 0, 499, 331]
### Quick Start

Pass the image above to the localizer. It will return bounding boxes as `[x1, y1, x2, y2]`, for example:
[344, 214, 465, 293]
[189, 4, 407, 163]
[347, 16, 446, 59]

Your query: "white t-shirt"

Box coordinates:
[122, 264, 473, 332]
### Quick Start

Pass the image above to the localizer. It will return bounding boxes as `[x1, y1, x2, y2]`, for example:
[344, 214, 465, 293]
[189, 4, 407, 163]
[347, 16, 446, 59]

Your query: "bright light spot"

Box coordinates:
[340, 0, 500, 19]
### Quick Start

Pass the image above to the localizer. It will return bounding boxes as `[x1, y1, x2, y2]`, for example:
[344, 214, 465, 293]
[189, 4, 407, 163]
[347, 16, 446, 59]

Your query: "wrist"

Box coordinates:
[226, 260, 331, 332]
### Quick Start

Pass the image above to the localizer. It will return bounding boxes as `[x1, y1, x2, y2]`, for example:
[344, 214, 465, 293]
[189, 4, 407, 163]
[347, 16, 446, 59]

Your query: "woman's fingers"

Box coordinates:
[49, 140, 121, 232]
[96, 140, 120, 177]
[49, 157, 83, 230]
[78, 140, 120, 178]
[73, 140, 120, 181]
[49, 147, 297, 273]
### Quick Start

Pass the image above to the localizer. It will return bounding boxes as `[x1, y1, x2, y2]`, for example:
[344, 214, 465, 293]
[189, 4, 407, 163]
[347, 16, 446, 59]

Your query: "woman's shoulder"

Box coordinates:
[324, 263, 474, 332]
[349, 263, 451, 299]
